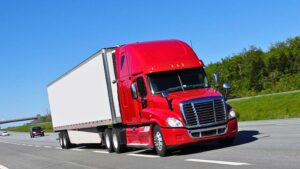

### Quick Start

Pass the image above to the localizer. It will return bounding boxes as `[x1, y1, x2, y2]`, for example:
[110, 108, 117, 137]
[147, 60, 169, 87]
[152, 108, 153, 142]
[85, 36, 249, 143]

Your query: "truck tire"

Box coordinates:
[61, 131, 74, 149]
[112, 128, 126, 153]
[104, 128, 114, 153]
[219, 137, 235, 146]
[153, 125, 168, 157]
[58, 132, 65, 149]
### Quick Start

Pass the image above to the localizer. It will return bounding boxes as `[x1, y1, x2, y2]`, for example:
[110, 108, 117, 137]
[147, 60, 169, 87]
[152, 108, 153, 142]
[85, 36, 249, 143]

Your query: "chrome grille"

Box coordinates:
[181, 98, 226, 128]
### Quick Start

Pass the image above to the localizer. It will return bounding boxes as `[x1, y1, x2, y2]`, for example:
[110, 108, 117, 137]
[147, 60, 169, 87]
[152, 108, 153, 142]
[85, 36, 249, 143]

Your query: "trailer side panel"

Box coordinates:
[48, 50, 116, 131]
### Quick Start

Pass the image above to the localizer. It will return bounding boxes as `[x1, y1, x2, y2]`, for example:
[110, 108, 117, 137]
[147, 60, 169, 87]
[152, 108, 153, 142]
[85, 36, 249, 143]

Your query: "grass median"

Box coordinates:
[229, 92, 300, 121]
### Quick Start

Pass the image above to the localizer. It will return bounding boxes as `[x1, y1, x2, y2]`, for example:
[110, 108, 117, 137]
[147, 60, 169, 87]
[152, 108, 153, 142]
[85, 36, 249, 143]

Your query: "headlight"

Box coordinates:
[228, 109, 236, 119]
[166, 118, 183, 127]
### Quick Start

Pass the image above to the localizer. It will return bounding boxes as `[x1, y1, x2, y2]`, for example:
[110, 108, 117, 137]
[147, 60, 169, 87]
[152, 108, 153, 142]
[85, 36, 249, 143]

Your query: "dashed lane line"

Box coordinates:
[0, 164, 9, 169]
[1, 140, 253, 166]
[71, 148, 86, 152]
[93, 150, 109, 154]
[126, 154, 159, 158]
[185, 159, 251, 166]
[43, 146, 52, 148]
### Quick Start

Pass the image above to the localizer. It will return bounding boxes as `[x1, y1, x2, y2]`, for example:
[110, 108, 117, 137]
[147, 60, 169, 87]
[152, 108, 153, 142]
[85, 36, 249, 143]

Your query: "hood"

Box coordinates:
[168, 87, 222, 102]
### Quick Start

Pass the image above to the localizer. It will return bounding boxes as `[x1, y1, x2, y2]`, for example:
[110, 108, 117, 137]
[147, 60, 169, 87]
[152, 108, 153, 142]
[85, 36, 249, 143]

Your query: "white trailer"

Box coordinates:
[47, 48, 121, 146]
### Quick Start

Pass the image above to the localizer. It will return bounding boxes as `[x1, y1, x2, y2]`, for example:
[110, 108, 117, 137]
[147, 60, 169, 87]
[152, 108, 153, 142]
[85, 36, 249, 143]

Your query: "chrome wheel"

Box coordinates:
[105, 132, 111, 149]
[59, 137, 63, 147]
[63, 136, 67, 147]
[154, 131, 163, 151]
[113, 132, 118, 150]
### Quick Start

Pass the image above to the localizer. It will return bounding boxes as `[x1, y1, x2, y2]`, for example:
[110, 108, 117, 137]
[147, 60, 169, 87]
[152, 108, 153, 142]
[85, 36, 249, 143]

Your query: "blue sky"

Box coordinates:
[0, 0, 299, 127]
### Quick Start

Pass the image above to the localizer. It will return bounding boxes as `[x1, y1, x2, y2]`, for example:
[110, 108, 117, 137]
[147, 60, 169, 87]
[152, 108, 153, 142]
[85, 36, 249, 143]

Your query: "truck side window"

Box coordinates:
[136, 77, 147, 98]
[120, 55, 125, 70]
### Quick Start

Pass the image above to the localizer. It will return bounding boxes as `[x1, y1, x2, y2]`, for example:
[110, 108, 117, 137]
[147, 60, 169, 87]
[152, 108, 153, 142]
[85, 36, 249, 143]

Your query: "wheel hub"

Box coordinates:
[154, 132, 163, 151]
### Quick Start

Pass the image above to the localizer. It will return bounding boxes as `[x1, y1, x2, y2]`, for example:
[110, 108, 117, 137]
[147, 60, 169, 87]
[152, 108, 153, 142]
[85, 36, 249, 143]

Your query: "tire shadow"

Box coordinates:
[172, 130, 261, 156]
[72, 130, 262, 157]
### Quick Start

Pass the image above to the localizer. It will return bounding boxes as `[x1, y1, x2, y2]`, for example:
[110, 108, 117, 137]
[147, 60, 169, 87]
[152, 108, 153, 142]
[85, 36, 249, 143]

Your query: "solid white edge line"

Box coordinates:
[185, 159, 250, 166]
[93, 150, 109, 154]
[127, 154, 158, 158]
[0, 164, 9, 169]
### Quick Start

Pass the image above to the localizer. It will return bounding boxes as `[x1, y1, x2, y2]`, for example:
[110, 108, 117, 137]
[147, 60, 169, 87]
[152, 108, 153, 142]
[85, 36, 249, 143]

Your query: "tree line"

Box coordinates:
[205, 36, 300, 98]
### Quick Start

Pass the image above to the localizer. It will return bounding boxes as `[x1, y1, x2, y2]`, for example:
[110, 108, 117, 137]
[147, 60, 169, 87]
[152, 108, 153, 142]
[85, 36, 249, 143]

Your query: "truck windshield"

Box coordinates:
[148, 68, 209, 94]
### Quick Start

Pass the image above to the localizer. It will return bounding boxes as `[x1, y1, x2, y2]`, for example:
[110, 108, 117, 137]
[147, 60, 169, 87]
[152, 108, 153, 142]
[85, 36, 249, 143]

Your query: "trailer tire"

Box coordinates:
[153, 125, 168, 157]
[104, 128, 114, 153]
[112, 128, 126, 153]
[59, 132, 65, 149]
[60, 131, 74, 149]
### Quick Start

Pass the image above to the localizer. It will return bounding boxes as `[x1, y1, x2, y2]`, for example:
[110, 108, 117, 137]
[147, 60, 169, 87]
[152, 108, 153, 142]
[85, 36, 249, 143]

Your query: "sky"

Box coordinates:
[0, 0, 300, 127]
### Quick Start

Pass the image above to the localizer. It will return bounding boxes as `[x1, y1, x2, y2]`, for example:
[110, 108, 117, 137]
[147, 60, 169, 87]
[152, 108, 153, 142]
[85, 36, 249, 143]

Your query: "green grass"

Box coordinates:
[5, 122, 53, 133]
[229, 92, 300, 121]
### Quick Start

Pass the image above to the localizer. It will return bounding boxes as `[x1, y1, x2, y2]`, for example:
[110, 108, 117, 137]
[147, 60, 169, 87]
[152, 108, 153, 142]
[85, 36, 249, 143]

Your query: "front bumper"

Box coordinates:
[32, 132, 44, 136]
[161, 118, 238, 147]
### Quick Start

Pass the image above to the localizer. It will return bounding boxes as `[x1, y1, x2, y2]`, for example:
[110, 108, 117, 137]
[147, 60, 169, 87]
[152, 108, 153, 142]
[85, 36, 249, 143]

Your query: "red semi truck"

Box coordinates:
[47, 40, 237, 156]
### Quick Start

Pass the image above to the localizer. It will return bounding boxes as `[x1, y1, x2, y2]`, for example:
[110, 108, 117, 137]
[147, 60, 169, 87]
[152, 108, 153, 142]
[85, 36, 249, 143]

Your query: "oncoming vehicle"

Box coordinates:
[1, 131, 9, 136]
[47, 40, 238, 156]
[30, 126, 45, 138]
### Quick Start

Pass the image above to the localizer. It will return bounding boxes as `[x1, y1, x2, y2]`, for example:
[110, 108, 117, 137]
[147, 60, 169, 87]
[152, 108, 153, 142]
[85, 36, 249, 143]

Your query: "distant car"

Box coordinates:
[30, 126, 45, 138]
[1, 131, 9, 136]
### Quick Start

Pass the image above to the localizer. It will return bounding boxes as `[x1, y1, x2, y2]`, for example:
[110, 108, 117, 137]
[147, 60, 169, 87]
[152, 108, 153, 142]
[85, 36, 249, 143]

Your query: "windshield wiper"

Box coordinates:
[166, 86, 183, 92]
[183, 84, 205, 90]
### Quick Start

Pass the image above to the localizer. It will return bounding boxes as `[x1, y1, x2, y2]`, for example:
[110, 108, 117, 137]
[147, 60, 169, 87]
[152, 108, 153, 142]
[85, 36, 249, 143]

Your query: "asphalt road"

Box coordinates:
[0, 118, 300, 169]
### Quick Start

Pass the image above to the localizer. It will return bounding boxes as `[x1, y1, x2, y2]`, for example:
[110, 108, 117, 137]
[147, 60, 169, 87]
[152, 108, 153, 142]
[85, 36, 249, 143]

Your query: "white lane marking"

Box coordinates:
[35, 145, 41, 148]
[44, 146, 52, 148]
[185, 159, 250, 166]
[71, 148, 85, 152]
[274, 123, 300, 126]
[27, 145, 33, 147]
[0, 164, 9, 169]
[76, 146, 86, 149]
[127, 154, 158, 158]
[22, 144, 26, 146]
[56, 147, 62, 149]
[93, 150, 109, 154]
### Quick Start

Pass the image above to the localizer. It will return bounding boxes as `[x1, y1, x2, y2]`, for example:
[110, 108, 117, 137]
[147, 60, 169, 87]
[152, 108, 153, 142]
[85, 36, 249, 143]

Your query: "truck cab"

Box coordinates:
[115, 40, 237, 156]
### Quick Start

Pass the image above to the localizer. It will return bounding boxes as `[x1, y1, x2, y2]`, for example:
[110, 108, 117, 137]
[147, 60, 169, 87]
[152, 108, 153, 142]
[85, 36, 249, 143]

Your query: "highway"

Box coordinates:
[0, 118, 300, 169]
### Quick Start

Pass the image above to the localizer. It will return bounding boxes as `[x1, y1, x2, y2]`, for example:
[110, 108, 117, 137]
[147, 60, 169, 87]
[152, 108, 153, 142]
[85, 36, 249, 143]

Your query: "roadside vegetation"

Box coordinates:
[229, 92, 300, 121]
[5, 37, 300, 131]
[5, 122, 53, 132]
[205, 36, 300, 99]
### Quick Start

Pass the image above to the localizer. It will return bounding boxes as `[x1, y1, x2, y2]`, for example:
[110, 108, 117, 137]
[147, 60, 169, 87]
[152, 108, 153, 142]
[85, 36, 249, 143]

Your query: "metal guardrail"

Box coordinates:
[0, 116, 39, 125]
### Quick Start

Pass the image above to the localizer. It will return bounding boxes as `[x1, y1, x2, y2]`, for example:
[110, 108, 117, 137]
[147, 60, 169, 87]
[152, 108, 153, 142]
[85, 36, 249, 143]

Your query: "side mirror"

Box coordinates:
[213, 72, 219, 88]
[161, 91, 169, 98]
[223, 82, 231, 89]
[222, 82, 231, 101]
[130, 84, 138, 99]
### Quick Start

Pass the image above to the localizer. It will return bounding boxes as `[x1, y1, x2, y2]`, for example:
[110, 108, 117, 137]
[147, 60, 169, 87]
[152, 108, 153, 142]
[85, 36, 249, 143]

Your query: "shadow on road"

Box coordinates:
[172, 130, 260, 156]
[77, 130, 262, 156]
